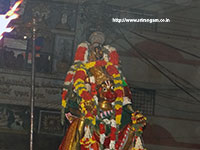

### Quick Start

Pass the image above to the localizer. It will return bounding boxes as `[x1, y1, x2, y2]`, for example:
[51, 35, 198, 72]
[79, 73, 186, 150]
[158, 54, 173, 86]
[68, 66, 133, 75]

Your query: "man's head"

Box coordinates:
[89, 31, 105, 45]
[89, 32, 105, 60]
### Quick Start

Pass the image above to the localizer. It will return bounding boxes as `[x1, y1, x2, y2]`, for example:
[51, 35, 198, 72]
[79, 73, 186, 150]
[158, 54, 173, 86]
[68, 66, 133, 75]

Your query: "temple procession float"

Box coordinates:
[0, 1, 147, 149]
[59, 32, 147, 150]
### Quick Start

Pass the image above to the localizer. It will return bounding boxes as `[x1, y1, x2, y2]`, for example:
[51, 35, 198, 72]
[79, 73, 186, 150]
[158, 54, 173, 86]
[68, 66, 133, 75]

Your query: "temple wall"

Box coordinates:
[115, 30, 200, 149]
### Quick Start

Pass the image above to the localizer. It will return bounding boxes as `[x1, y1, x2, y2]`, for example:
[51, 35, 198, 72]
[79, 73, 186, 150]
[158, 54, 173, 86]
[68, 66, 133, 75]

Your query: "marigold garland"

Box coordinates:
[72, 60, 124, 149]
[61, 42, 147, 150]
[74, 61, 124, 126]
[61, 43, 127, 149]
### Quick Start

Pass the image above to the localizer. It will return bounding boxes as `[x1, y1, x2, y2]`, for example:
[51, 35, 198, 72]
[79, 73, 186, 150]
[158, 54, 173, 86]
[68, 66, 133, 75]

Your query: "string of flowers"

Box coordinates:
[61, 42, 90, 110]
[73, 67, 97, 123]
[72, 66, 97, 148]
[84, 60, 124, 125]
[80, 126, 97, 149]
[131, 137, 147, 150]
[99, 122, 106, 149]
[131, 112, 147, 150]
[81, 60, 124, 149]
[61, 70, 75, 108]
[61, 43, 120, 112]
[109, 119, 117, 150]
[131, 112, 147, 137]
[62, 42, 124, 149]
[105, 62, 124, 126]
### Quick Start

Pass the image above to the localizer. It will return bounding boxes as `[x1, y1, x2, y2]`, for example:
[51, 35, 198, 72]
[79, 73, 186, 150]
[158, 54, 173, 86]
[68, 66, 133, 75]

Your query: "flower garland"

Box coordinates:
[74, 42, 89, 63]
[74, 60, 123, 149]
[105, 62, 124, 126]
[80, 126, 97, 149]
[82, 60, 124, 126]
[73, 67, 97, 124]
[99, 122, 106, 147]
[61, 42, 90, 110]
[61, 43, 120, 110]
[62, 70, 75, 108]
[131, 112, 147, 137]
[130, 112, 147, 150]
[99, 119, 117, 150]
[132, 137, 146, 150]
[62, 42, 125, 149]
[109, 119, 117, 150]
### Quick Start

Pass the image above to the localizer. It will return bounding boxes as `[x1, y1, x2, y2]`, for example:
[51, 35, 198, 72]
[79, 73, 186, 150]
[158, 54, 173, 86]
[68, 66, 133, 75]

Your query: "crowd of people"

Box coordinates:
[0, 48, 51, 73]
[0, 48, 24, 69]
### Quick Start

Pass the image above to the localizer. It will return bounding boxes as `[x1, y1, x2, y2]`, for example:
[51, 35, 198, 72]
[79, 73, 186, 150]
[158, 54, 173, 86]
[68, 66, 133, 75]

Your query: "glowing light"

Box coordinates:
[0, 0, 23, 40]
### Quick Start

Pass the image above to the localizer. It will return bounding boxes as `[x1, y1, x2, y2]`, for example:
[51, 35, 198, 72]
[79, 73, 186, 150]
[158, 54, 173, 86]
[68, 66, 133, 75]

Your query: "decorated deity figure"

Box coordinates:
[59, 32, 147, 150]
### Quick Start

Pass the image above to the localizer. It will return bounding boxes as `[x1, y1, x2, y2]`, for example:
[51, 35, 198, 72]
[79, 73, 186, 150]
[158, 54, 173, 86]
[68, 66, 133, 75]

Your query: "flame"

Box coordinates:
[0, 0, 23, 40]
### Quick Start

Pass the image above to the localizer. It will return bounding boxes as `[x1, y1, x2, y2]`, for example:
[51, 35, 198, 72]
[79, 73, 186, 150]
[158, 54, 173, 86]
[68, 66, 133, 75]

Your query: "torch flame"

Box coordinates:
[0, 0, 23, 40]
